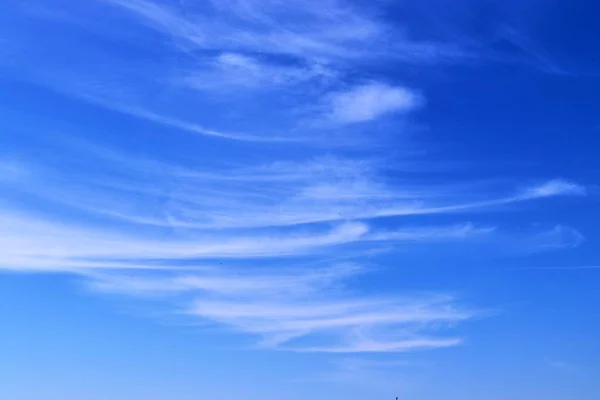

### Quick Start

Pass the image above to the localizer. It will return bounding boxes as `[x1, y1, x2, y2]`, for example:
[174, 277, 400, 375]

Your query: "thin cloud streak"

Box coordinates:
[181, 52, 335, 91]
[103, 0, 435, 62]
[3, 148, 585, 230]
[294, 338, 463, 353]
[64, 87, 294, 143]
[87, 265, 477, 353]
[0, 210, 495, 272]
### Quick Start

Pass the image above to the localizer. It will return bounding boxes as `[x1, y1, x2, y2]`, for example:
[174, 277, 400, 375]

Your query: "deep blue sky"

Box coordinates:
[1, 0, 599, 399]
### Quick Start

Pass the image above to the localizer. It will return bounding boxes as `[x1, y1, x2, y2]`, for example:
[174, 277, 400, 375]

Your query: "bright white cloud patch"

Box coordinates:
[327, 83, 422, 124]
[524, 179, 587, 198]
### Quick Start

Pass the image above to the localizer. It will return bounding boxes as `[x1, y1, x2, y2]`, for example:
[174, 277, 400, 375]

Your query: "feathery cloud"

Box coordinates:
[3, 144, 584, 230]
[522, 179, 587, 198]
[326, 83, 423, 124]
[529, 225, 585, 250]
[87, 265, 476, 353]
[181, 52, 334, 91]
[0, 209, 495, 272]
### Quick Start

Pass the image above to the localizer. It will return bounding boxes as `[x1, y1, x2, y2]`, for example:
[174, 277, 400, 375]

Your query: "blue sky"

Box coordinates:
[1, 0, 599, 399]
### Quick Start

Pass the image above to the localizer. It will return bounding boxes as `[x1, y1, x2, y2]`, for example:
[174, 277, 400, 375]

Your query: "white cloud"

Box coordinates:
[368, 223, 495, 242]
[71, 88, 282, 142]
[326, 83, 423, 124]
[0, 209, 495, 272]
[103, 0, 469, 64]
[87, 265, 475, 353]
[5, 145, 585, 231]
[0, 214, 370, 269]
[0, 0, 488, 143]
[529, 225, 585, 250]
[181, 52, 334, 91]
[523, 179, 586, 198]
[296, 338, 463, 353]
[103, 0, 376, 60]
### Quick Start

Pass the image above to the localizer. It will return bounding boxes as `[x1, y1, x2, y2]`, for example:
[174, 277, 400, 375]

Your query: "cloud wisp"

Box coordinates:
[181, 52, 335, 92]
[4, 142, 586, 232]
[325, 83, 424, 125]
[87, 264, 477, 353]
[0, 208, 494, 272]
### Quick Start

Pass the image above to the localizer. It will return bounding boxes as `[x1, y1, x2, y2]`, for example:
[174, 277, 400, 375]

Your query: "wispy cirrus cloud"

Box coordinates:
[0, 146, 584, 353]
[522, 179, 587, 198]
[528, 225, 585, 251]
[0, 0, 590, 357]
[0, 0, 474, 142]
[86, 264, 477, 353]
[0, 215, 368, 267]
[180, 52, 335, 92]
[103, 0, 395, 61]
[325, 83, 424, 124]
[3, 0, 570, 150]
[0, 208, 494, 272]
[2, 143, 585, 230]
